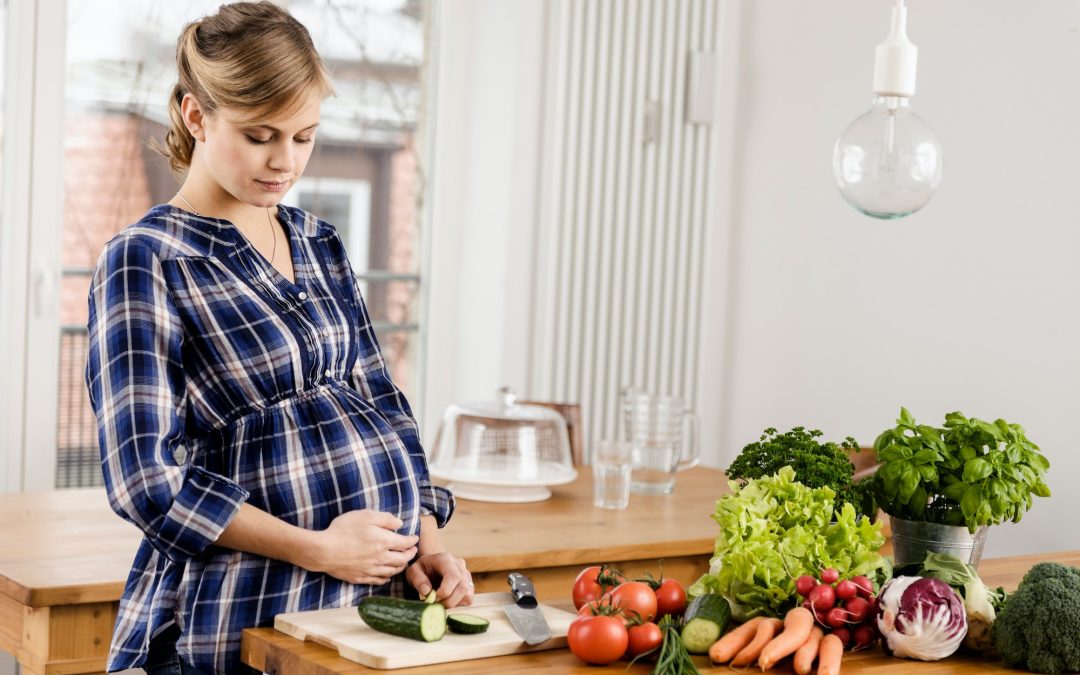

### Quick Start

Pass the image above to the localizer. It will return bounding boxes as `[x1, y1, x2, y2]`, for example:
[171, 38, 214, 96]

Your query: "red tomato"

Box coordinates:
[572, 565, 625, 610]
[626, 622, 663, 658]
[654, 578, 687, 618]
[606, 581, 657, 622]
[567, 615, 629, 665]
[577, 599, 629, 625]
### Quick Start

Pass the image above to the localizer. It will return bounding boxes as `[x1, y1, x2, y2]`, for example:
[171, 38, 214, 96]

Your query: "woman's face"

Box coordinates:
[195, 89, 322, 210]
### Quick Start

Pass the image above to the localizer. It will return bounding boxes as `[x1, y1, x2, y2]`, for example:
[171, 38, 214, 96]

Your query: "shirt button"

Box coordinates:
[324, 369, 332, 378]
[322, 328, 331, 338]
[298, 291, 308, 301]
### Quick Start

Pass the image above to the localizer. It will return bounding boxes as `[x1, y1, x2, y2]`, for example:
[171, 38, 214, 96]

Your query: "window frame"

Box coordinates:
[0, 0, 67, 491]
[0, 0, 436, 491]
[282, 175, 373, 271]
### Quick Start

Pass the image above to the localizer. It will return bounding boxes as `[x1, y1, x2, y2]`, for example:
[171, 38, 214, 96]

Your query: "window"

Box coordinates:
[50, 0, 433, 488]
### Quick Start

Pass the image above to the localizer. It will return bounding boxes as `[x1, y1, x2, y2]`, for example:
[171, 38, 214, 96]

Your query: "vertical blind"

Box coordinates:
[531, 0, 720, 457]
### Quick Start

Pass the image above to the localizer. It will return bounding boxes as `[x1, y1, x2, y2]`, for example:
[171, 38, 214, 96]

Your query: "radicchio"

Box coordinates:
[875, 576, 967, 660]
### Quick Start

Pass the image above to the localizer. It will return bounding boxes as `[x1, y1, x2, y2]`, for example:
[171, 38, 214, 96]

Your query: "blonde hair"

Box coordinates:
[157, 1, 336, 179]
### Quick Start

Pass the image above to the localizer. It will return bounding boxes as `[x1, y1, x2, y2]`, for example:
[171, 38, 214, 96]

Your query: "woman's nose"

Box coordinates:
[268, 142, 295, 173]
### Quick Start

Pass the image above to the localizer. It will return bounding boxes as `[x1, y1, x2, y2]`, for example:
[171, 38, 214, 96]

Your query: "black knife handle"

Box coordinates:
[507, 572, 538, 608]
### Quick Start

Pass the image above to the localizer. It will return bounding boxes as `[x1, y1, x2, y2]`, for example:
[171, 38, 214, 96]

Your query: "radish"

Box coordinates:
[851, 575, 874, 597]
[832, 626, 852, 645]
[844, 596, 872, 623]
[853, 623, 877, 649]
[808, 583, 837, 613]
[820, 568, 840, 584]
[796, 574, 818, 597]
[825, 606, 850, 629]
[836, 579, 858, 601]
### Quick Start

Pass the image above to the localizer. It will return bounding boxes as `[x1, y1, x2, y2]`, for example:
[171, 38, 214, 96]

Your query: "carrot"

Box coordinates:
[708, 616, 767, 664]
[758, 607, 815, 670]
[793, 626, 824, 675]
[730, 617, 783, 667]
[816, 633, 844, 675]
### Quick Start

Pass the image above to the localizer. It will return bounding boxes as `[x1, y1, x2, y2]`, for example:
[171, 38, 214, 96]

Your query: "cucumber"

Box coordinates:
[680, 593, 731, 654]
[423, 589, 437, 604]
[358, 596, 447, 642]
[447, 614, 490, 635]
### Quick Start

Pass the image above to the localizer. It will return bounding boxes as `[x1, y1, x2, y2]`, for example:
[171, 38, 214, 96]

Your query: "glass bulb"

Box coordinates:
[832, 95, 943, 220]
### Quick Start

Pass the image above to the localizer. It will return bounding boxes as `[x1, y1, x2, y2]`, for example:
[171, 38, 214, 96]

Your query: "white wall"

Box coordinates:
[422, 0, 547, 439]
[718, 0, 1080, 558]
[427, 0, 1078, 558]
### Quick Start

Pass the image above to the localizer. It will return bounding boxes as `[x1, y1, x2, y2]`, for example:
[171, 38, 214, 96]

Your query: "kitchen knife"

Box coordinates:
[504, 572, 552, 645]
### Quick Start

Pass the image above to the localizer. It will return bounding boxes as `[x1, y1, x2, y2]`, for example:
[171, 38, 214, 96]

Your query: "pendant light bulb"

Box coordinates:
[833, 0, 943, 220]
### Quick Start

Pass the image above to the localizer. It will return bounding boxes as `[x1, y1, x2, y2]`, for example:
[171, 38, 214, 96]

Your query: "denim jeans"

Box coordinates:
[143, 624, 212, 675]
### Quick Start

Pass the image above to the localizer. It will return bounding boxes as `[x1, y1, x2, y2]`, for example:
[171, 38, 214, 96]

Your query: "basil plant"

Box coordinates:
[871, 407, 1051, 533]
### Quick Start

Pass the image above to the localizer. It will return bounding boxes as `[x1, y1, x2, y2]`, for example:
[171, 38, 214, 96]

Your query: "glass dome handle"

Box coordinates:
[497, 386, 518, 411]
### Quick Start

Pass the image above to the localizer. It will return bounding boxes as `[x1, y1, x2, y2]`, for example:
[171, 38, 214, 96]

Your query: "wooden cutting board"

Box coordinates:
[274, 592, 577, 670]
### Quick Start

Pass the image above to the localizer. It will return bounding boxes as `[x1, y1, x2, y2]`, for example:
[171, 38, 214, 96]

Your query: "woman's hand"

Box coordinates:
[311, 510, 419, 585]
[406, 552, 474, 607]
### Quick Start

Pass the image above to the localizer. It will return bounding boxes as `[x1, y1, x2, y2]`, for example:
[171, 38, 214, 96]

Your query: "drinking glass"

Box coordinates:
[592, 440, 632, 509]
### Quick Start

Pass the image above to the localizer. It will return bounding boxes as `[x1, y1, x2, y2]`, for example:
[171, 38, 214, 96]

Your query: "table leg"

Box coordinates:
[16, 602, 115, 675]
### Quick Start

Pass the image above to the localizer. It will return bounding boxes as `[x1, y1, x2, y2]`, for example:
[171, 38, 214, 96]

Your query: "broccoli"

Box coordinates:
[992, 562, 1080, 674]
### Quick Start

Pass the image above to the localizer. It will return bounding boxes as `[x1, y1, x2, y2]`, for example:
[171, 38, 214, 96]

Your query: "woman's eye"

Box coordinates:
[246, 135, 272, 145]
[295, 137, 314, 144]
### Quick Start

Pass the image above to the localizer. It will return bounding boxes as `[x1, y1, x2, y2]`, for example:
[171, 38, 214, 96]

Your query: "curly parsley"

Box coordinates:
[726, 427, 873, 517]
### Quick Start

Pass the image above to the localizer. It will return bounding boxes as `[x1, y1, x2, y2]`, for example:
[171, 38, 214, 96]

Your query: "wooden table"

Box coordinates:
[440, 466, 722, 597]
[0, 466, 726, 674]
[243, 549, 1080, 674]
[0, 489, 140, 675]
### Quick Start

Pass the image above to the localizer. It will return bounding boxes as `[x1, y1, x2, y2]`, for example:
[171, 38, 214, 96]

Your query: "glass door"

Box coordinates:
[45, 0, 435, 488]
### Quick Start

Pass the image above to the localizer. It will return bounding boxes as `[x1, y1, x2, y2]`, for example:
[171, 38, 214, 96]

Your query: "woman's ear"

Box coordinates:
[180, 94, 207, 143]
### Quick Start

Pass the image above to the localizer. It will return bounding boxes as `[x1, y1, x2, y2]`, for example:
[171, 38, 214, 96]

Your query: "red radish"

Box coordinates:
[832, 626, 852, 645]
[844, 596, 872, 623]
[796, 574, 817, 597]
[825, 606, 849, 629]
[851, 575, 874, 597]
[820, 568, 840, 584]
[835, 579, 858, 601]
[853, 623, 877, 649]
[808, 583, 837, 613]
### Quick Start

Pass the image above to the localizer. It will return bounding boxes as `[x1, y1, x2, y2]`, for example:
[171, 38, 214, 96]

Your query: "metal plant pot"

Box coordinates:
[890, 516, 989, 567]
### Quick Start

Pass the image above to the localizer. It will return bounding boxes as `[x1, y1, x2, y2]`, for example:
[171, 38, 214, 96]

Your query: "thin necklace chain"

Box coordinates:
[265, 205, 278, 265]
[176, 191, 276, 265]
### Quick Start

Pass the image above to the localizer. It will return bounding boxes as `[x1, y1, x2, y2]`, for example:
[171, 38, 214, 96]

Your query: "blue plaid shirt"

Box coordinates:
[85, 204, 454, 674]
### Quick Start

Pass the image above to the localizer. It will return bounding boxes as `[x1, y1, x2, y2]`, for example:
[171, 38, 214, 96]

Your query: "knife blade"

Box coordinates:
[504, 572, 552, 645]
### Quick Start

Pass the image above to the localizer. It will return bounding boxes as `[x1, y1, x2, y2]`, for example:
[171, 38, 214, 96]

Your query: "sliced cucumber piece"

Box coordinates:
[681, 617, 722, 654]
[424, 589, 437, 604]
[680, 593, 731, 654]
[358, 596, 447, 642]
[447, 613, 490, 635]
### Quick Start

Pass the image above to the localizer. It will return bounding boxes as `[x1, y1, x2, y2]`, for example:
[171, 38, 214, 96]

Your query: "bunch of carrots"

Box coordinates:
[708, 607, 843, 675]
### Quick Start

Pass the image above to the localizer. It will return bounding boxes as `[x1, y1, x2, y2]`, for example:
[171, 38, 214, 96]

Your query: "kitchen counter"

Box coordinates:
[439, 465, 723, 597]
[242, 549, 1080, 674]
[0, 466, 725, 673]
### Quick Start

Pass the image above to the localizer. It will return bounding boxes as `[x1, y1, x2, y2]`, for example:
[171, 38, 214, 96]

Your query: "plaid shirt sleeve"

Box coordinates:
[86, 235, 249, 562]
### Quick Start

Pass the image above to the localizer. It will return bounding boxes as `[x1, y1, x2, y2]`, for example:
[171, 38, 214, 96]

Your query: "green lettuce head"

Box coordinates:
[689, 466, 891, 621]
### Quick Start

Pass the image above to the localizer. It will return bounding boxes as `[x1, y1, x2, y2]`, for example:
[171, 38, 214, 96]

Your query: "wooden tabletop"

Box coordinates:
[243, 549, 1080, 674]
[0, 488, 140, 607]
[0, 466, 726, 608]
[437, 466, 722, 572]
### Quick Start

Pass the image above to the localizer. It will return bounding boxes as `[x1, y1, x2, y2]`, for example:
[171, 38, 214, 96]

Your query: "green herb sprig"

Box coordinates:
[726, 426, 872, 517]
[639, 614, 699, 675]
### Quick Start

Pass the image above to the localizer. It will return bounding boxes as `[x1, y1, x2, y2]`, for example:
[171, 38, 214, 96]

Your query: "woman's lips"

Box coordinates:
[256, 180, 288, 192]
